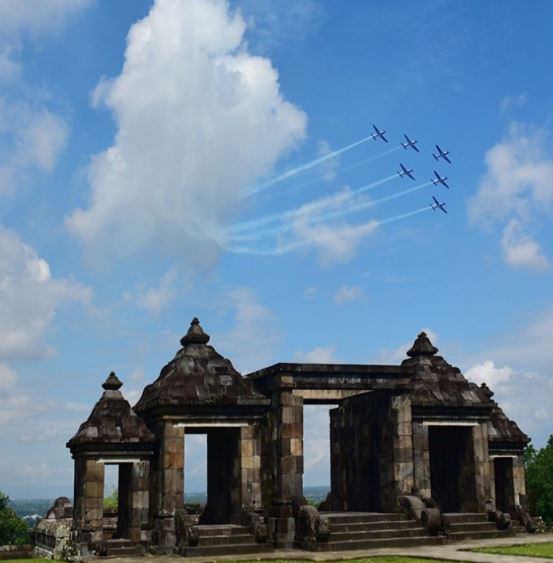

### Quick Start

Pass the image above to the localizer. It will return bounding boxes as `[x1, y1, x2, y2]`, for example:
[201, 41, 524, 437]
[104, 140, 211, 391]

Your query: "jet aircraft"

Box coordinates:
[431, 196, 448, 214]
[433, 144, 451, 164]
[401, 134, 419, 152]
[432, 170, 450, 188]
[372, 124, 388, 143]
[398, 163, 415, 180]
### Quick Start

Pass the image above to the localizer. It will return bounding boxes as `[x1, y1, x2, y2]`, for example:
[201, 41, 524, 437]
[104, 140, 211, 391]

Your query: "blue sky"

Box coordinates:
[1, 0, 553, 499]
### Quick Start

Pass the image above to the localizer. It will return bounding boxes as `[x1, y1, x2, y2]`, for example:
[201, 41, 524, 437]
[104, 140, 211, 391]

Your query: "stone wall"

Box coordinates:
[330, 392, 414, 512]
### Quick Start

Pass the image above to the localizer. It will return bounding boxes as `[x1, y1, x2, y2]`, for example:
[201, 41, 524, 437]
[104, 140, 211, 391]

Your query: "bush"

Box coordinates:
[0, 491, 30, 546]
[104, 487, 118, 510]
[525, 435, 553, 524]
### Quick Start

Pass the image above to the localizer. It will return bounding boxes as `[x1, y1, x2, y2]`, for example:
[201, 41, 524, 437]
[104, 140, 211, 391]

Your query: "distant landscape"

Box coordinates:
[10, 486, 330, 528]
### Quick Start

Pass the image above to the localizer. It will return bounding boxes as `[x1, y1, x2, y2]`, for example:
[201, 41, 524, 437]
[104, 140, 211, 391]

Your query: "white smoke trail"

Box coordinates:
[230, 173, 398, 235]
[226, 205, 432, 256]
[241, 132, 391, 197]
[230, 180, 432, 242]
[265, 145, 403, 198]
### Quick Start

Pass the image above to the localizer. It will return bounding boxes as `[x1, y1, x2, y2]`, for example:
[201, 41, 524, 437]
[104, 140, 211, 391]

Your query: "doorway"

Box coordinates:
[429, 425, 477, 512]
[494, 457, 515, 513]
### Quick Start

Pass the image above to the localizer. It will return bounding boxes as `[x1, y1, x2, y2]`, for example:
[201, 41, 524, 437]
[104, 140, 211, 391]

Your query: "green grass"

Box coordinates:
[232, 558, 459, 563]
[474, 541, 553, 558]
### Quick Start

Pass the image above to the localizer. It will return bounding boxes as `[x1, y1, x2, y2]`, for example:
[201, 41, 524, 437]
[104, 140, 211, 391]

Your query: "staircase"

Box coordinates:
[103, 538, 144, 557]
[443, 513, 518, 541]
[318, 512, 446, 551]
[178, 524, 273, 557]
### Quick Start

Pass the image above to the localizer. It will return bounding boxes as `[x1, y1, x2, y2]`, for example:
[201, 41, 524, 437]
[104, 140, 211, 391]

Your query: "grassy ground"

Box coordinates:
[474, 541, 553, 558]
[227, 559, 459, 563]
[0, 558, 460, 563]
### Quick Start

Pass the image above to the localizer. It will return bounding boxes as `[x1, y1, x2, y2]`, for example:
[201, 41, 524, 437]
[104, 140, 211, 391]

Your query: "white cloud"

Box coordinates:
[123, 269, 178, 316]
[462, 308, 553, 447]
[239, 0, 324, 53]
[291, 217, 379, 265]
[215, 287, 281, 374]
[470, 122, 553, 269]
[0, 100, 68, 195]
[0, 228, 91, 359]
[0, 363, 17, 389]
[295, 346, 337, 363]
[465, 360, 514, 387]
[303, 405, 331, 482]
[334, 285, 363, 304]
[0, 0, 92, 38]
[67, 0, 307, 263]
[501, 219, 549, 271]
[317, 140, 339, 183]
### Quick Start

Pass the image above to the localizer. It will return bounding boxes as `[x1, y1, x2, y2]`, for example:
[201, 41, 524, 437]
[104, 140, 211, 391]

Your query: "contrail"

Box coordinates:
[226, 205, 432, 256]
[230, 180, 432, 242]
[241, 132, 388, 198]
[230, 173, 398, 235]
[260, 145, 402, 198]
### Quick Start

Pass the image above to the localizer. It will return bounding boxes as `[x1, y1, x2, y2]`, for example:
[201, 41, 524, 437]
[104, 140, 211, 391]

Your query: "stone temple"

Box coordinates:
[35, 318, 536, 558]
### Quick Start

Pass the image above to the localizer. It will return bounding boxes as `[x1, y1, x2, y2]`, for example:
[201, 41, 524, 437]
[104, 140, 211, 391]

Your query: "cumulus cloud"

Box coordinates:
[0, 100, 68, 195]
[462, 308, 553, 446]
[123, 269, 179, 316]
[470, 122, 553, 269]
[67, 0, 307, 263]
[500, 219, 549, 271]
[303, 405, 331, 483]
[0, 228, 91, 359]
[215, 287, 281, 373]
[295, 346, 337, 363]
[334, 285, 363, 304]
[465, 360, 514, 387]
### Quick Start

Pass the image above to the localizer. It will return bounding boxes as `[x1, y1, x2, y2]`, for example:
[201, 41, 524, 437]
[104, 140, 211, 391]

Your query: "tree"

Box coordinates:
[0, 491, 30, 546]
[104, 487, 118, 510]
[525, 435, 553, 524]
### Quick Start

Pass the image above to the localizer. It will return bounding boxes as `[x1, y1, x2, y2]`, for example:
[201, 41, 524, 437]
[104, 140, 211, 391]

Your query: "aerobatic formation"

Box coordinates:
[228, 124, 452, 255]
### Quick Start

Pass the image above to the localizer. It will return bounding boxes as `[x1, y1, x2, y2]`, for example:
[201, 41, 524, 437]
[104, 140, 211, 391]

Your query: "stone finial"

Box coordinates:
[406, 331, 438, 358]
[102, 371, 123, 390]
[180, 317, 210, 346]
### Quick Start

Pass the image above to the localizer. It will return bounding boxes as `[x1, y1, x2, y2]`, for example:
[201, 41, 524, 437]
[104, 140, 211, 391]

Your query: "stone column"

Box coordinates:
[239, 425, 262, 510]
[512, 455, 526, 507]
[471, 423, 491, 512]
[412, 421, 431, 499]
[152, 421, 184, 553]
[385, 395, 414, 510]
[268, 389, 303, 548]
[72, 457, 105, 545]
[129, 461, 150, 543]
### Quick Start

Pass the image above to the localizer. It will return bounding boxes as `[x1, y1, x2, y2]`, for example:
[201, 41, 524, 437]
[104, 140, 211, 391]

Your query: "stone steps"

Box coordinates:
[322, 512, 410, 524]
[317, 512, 439, 552]
[319, 535, 446, 551]
[443, 512, 517, 543]
[330, 519, 420, 532]
[103, 538, 144, 558]
[178, 524, 272, 557]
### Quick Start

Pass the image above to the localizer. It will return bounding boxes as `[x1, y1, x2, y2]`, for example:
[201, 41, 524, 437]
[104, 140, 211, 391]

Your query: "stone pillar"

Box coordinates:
[512, 455, 526, 507]
[386, 395, 414, 508]
[268, 390, 303, 548]
[471, 423, 491, 512]
[72, 457, 105, 545]
[239, 425, 262, 510]
[129, 461, 150, 543]
[412, 421, 431, 499]
[152, 421, 184, 553]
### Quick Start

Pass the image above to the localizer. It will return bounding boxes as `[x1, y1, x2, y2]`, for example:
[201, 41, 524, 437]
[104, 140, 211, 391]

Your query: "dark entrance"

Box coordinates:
[494, 457, 515, 513]
[429, 425, 477, 512]
[186, 427, 242, 524]
[102, 463, 133, 539]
